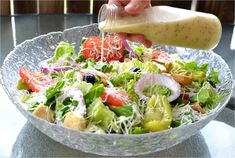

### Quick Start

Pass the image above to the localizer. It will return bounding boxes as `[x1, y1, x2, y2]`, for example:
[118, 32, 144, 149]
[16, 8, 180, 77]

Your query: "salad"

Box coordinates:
[18, 35, 222, 134]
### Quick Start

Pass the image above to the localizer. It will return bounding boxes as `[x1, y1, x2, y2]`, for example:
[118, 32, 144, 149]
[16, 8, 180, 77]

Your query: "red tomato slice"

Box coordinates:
[82, 35, 124, 62]
[82, 36, 103, 61]
[152, 50, 172, 63]
[104, 36, 124, 61]
[101, 90, 128, 107]
[19, 67, 54, 92]
[161, 69, 169, 73]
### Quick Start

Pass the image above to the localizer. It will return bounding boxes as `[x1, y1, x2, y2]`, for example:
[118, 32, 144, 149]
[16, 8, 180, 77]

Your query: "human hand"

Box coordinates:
[108, 0, 152, 48]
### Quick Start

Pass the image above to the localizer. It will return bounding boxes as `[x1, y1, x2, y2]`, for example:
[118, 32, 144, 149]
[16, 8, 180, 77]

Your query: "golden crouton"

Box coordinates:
[32, 104, 55, 123]
[63, 112, 86, 131]
[171, 73, 192, 85]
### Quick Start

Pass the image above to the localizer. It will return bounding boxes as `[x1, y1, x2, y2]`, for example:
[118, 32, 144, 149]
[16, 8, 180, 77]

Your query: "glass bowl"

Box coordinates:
[0, 24, 233, 156]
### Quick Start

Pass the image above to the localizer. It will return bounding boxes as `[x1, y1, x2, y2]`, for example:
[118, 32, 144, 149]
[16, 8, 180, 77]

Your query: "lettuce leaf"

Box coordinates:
[94, 62, 114, 73]
[128, 41, 146, 57]
[142, 61, 160, 73]
[184, 61, 208, 72]
[132, 127, 148, 134]
[88, 98, 115, 130]
[110, 72, 139, 86]
[75, 53, 86, 63]
[55, 97, 78, 121]
[45, 81, 65, 106]
[51, 42, 76, 62]
[126, 79, 138, 99]
[133, 45, 146, 57]
[76, 81, 93, 95]
[28, 102, 40, 112]
[207, 68, 220, 84]
[84, 83, 104, 105]
[119, 58, 143, 73]
[191, 81, 222, 109]
[111, 105, 133, 117]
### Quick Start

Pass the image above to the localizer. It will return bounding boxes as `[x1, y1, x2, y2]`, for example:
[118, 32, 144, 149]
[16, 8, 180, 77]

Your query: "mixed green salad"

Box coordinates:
[18, 35, 222, 134]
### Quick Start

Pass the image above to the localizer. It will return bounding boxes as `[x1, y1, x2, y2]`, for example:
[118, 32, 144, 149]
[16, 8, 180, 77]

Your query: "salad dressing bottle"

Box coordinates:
[98, 5, 222, 50]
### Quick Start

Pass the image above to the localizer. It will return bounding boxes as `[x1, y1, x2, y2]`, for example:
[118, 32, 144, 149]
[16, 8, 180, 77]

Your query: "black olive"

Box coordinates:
[83, 73, 96, 84]
[27, 89, 33, 93]
[131, 67, 141, 73]
[207, 79, 216, 88]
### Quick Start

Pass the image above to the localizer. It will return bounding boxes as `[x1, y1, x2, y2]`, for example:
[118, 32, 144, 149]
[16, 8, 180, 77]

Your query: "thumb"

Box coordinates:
[125, 0, 150, 15]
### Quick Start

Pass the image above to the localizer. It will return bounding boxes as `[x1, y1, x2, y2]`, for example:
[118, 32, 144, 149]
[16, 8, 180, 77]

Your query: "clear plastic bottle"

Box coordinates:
[98, 4, 222, 50]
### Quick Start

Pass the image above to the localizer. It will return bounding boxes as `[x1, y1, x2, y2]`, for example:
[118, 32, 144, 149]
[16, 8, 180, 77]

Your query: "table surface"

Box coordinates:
[0, 14, 235, 157]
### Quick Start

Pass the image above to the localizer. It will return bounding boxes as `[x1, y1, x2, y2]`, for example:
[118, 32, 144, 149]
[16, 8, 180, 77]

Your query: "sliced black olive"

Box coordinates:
[83, 73, 96, 84]
[131, 67, 141, 73]
[207, 79, 216, 88]
[27, 89, 33, 93]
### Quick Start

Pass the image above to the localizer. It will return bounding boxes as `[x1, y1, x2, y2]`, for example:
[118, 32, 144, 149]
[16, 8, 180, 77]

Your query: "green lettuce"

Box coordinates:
[119, 58, 143, 73]
[76, 81, 93, 95]
[207, 68, 220, 84]
[126, 79, 138, 99]
[142, 61, 160, 73]
[111, 105, 133, 117]
[191, 81, 222, 109]
[129, 41, 146, 57]
[51, 42, 76, 62]
[143, 84, 172, 97]
[110, 72, 139, 86]
[132, 126, 148, 134]
[94, 62, 114, 73]
[183, 61, 208, 72]
[75, 53, 86, 63]
[88, 98, 115, 130]
[28, 102, 40, 112]
[84, 83, 104, 105]
[55, 97, 78, 121]
[45, 81, 65, 106]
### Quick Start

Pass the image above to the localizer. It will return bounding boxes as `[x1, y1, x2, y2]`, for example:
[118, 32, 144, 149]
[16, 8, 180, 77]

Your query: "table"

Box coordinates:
[0, 14, 235, 157]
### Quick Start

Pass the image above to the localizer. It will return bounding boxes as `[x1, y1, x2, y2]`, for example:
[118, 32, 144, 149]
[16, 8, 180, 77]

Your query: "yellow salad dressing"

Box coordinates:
[99, 6, 222, 50]
[101, 31, 105, 62]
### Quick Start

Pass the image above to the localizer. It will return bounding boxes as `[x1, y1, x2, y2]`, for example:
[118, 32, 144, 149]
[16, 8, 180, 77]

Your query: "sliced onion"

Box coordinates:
[69, 61, 80, 67]
[53, 66, 72, 72]
[40, 59, 80, 73]
[135, 74, 181, 102]
[122, 40, 137, 58]
[41, 67, 49, 73]
[39, 58, 51, 73]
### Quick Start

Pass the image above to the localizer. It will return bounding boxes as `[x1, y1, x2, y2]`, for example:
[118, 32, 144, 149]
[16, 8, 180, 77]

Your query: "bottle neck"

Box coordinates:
[98, 4, 129, 29]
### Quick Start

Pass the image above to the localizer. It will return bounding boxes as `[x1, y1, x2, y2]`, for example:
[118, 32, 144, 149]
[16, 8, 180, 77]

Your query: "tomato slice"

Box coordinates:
[152, 50, 172, 63]
[82, 35, 124, 62]
[82, 36, 103, 61]
[104, 36, 124, 61]
[101, 90, 128, 107]
[161, 69, 169, 73]
[19, 67, 54, 92]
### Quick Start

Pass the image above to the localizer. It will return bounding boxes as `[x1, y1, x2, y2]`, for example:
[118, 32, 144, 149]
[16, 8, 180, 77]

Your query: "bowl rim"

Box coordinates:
[0, 23, 233, 138]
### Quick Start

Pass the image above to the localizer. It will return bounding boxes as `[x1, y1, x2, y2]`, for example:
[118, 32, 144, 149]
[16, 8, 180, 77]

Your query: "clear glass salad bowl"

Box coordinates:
[0, 24, 233, 156]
